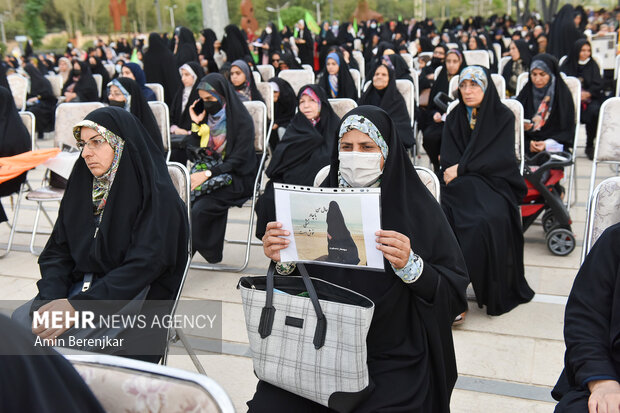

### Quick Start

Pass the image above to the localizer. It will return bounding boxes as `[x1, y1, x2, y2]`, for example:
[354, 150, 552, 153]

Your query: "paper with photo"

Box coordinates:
[274, 183, 383, 271]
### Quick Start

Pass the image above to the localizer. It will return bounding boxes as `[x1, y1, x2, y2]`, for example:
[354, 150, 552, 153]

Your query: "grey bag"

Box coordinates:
[238, 263, 375, 412]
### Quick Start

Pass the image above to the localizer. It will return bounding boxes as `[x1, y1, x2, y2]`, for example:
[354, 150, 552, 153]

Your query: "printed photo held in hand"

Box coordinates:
[274, 184, 383, 270]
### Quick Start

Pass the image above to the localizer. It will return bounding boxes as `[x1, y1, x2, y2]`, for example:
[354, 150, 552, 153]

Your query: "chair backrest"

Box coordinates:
[558, 55, 567, 67]
[445, 99, 460, 115]
[54, 102, 106, 148]
[145, 83, 164, 102]
[278, 69, 315, 95]
[515, 72, 529, 95]
[418, 51, 433, 60]
[256, 64, 275, 82]
[66, 354, 235, 413]
[243, 100, 267, 152]
[582, 177, 620, 261]
[395, 79, 415, 127]
[400, 53, 414, 69]
[493, 44, 502, 69]
[448, 76, 459, 99]
[615, 54, 620, 80]
[252, 70, 261, 85]
[349, 68, 361, 98]
[104, 63, 116, 78]
[464, 50, 490, 69]
[502, 37, 511, 48]
[491, 73, 506, 99]
[593, 97, 620, 163]
[592, 54, 604, 76]
[301, 64, 314, 72]
[256, 82, 274, 122]
[353, 38, 362, 51]
[8, 73, 29, 111]
[434, 66, 442, 81]
[19, 111, 36, 150]
[415, 166, 440, 202]
[45, 74, 64, 97]
[411, 70, 420, 105]
[92, 73, 103, 98]
[563, 75, 582, 141]
[352, 51, 365, 83]
[501, 98, 525, 173]
[498, 56, 511, 76]
[446, 42, 458, 50]
[148, 101, 171, 161]
[328, 98, 358, 118]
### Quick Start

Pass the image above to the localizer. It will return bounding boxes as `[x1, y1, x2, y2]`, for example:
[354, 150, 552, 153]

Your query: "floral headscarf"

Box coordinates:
[459, 66, 488, 129]
[529, 59, 556, 131]
[73, 120, 125, 224]
[300, 87, 322, 126]
[107, 79, 131, 110]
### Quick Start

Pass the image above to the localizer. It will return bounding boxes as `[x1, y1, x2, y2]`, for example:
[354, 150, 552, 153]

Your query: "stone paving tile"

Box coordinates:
[450, 389, 555, 413]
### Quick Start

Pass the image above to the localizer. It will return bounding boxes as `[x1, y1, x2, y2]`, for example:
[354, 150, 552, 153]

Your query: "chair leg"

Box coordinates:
[0, 184, 26, 258]
[29, 202, 43, 255]
[175, 328, 207, 375]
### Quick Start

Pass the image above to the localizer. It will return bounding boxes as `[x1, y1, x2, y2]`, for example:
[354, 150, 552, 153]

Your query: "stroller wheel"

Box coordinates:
[546, 228, 576, 256]
[542, 210, 556, 233]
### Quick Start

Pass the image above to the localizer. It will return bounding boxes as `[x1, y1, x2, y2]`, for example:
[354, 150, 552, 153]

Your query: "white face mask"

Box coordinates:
[266, 27, 272, 34]
[339, 151, 383, 187]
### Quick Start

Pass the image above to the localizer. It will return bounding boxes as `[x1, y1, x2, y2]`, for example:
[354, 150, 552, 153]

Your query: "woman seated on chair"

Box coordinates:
[228, 59, 264, 103]
[23, 63, 57, 139]
[252, 105, 469, 412]
[187, 73, 257, 264]
[359, 59, 415, 149]
[502, 40, 532, 96]
[107, 77, 164, 154]
[516, 54, 575, 156]
[559, 39, 604, 160]
[420, 49, 466, 172]
[255, 84, 340, 240]
[61, 59, 99, 103]
[317, 49, 357, 100]
[267, 77, 296, 149]
[551, 222, 620, 412]
[0, 86, 31, 224]
[11, 106, 189, 360]
[440, 66, 533, 317]
[121, 62, 157, 102]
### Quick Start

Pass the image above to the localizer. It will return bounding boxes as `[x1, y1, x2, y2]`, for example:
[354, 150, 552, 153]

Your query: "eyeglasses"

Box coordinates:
[77, 135, 108, 151]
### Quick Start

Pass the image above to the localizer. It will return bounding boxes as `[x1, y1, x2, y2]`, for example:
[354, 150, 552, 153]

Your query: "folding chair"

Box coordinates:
[252, 70, 261, 85]
[581, 177, 620, 263]
[347, 68, 361, 98]
[586, 97, 620, 216]
[448, 76, 460, 99]
[433, 66, 442, 81]
[145, 82, 165, 102]
[0, 112, 36, 258]
[501, 99, 526, 174]
[400, 53, 414, 70]
[515, 72, 529, 95]
[278, 69, 315, 95]
[464, 50, 490, 69]
[147, 101, 172, 161]
[191, 100, 268, 272]
[65, 353, 235, 413]
[491, 73, 506, 99]
[446, 100, 460, 115]
[256, 64, 275, 82]
[301, 64, 314, 72]
[328, 98, 358, 118]
[395, 79, 415, 128]
[44, 74, 64, 98]
[352, 51, 365, 84]
[498, 56, 511, 76]
[558, 55, 567, 67]
[415, 166, 440, 202]
[104, 63, 115, 78]
[562, 76, 582, 211]
[7, 73, 29, 111]
[26, 102, 105, 254]
[92, 74, 103, 98]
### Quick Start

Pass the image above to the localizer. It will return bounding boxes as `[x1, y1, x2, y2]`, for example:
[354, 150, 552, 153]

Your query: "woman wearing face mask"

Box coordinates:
[121, 62, 157, 102]
[317, 50, 357, 100]
[517, 54, 575, 156]
[169, 62, 203, 164]
[267, 77, 296, 149]
[441, 66, 532, 318]
[107, 77, 164, 154]
[560, 39, 604, 160]
[186, 73, 257, 264]
[360, 61, 415, 149]
[502, 40, 532, 97]
[317, 21, 337, 71]
[255, 84, 340, 239]
[228, 59, 264, 102]
[419, 44, 448, 91]
[143, 32, 183, 108]
[252, 105, 469, 412]
[421, 49, 466, 172]
[257, 23, 282, 66]
[62, 60, 99, 103]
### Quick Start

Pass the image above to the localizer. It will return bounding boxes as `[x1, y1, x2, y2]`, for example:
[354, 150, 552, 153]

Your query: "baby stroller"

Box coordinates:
[520, 151, 576, 256]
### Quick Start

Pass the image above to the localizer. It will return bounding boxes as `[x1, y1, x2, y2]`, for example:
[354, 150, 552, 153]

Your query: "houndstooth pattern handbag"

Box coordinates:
[238, 263, 375, 412]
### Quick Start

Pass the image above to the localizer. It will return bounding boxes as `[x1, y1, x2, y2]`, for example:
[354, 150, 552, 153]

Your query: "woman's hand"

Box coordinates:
[189, 99, 206, 124]
[587, 380, 620, 413]
[433, 112, 442, 123]
[375, 230, 411, 270]
[582, 90, 592, 101]
[64, 91, 77, 102]
[190, 172, 208, 190]
[444, 164, 459, 184]
[530, 140, 546, 153]
[32, 299, 76, 341]
[524, 122, 533, 131]
[262, 221, 290, 262]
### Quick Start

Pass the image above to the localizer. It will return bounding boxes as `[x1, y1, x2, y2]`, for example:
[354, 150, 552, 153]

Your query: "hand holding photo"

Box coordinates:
[274, 184, 383, 270]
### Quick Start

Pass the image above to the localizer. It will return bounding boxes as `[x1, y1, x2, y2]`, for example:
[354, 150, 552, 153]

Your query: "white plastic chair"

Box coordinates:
[44, 74, 64, 98]
[401, 53, 414, 69]
[558, 55, 567, 67]
[92, 74, 103, 98]
[278, 69, 315, 95]
[562, 76, 582, 211]
[493, 44, 502, 70]
[145, 82, 164, 102]
[396, 79, 415, 127]
[352, 51, 365, 84]
[501, 99, 525, 174]
[252, 70, 261, 85]
[256, 64, 275, 82]
[515, 72, 529, 95]
[8, 73, 29, 111]
[491, 73, 506, 99]
[328, 98, 358, 119]
[433, 66, 442, 81]
[104, 63, 115, 78]
[448, 76, 459, 99]
[415, 166, 440, 202]
[147, 101, 171, 161]
[349, 68, 361, 98]
[581, 177, 620, 263]
[301, 64, 314, 72]
[498, 56, 511, 76]
[464, 50, 490, 69]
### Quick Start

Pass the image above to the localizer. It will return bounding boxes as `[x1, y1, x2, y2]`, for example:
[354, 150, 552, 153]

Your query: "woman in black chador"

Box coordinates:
[61, 60, 99, 102]
[325, 200, 359, 265]
[440, 66, 533, 317]
[547, 4, 584, 60]
[143, 32, 182, 107]
[317, 49, 357, 100]
[173, 26, 199, 67]
[254, 106, 469, 412]
[23, 63, 57, 138]
[552, 222, 620, 412]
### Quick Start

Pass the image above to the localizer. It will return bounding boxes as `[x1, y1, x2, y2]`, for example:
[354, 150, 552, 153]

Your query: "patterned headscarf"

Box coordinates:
[196, 79, 227, 154]
[326, 53, 340, 98]
[300, 86, 322, 126]
[107, 79, 131, 110]
[459, 65, 488, 93]
[231, 59, 252, 102]
[529, 59, 556, 131]
[73, 120, 125, 224]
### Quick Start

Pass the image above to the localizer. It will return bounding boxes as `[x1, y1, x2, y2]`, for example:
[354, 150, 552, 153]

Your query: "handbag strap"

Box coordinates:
[258, 262, 327, 349]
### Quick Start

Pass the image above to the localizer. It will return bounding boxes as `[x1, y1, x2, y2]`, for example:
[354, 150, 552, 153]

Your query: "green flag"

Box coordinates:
[398, 14, 403, 22]
[304, 11, 321, 35]
[278, 15, 284, 31]
[250, 48, 258, 64]
[353, 18, 358, 34]
[130, 48, 140, 63]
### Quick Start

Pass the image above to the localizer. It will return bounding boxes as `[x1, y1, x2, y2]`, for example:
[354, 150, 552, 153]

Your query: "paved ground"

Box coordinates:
[1, 125, 615, 412]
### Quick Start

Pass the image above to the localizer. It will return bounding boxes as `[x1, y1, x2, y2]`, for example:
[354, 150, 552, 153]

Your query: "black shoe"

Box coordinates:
[585, 146, 594, 160]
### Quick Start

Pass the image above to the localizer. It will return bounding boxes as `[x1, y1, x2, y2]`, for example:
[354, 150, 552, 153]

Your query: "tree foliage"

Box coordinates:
[23, 0, 46, 45]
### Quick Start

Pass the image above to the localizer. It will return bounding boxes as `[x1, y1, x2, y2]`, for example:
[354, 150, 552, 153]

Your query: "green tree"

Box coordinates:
[23, 0, 46, 46]
[185, 1, 202, 32]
